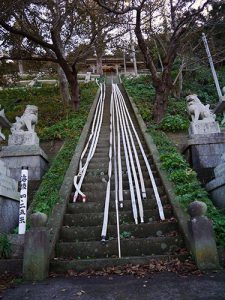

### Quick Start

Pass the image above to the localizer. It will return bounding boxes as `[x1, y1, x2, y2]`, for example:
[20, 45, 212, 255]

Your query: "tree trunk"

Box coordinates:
[152, 83, 170, 123]
[153, 78, 171, 124]
[70, 74, 80, 111]
[18, 60, 24, 76]
[57, 65, 71, 104]
[178, 69, 183, 98]
[96, 55, 103, 75]
[59, 60, 80, 111]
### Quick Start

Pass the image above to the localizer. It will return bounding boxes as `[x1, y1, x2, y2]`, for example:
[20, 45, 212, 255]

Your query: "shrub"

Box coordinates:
[149, 129, 225, 247]
[158, 115, 189, 132]
[0, 234, 11, 258]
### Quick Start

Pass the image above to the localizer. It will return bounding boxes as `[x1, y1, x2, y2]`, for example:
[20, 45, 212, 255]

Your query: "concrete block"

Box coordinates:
[0, 196, 19, 233]
[0, 145, 49, 181]
[182, 133, 225, 184]
[188, 201, 220, 270]
[23, 213, 49, 280]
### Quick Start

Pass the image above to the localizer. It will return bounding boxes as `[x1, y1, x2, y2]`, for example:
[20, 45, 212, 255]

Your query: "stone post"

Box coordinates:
[188, 201, 220, 270]
[23, 212, 49, 280]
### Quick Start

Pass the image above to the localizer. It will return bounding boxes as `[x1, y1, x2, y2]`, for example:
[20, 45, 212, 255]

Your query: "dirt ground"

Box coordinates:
[1, 270, 225, 300]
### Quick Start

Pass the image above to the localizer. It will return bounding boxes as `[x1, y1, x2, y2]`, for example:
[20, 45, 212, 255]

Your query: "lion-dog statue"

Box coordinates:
[11, 105, 38, 133]
[186, 94, 215, 122]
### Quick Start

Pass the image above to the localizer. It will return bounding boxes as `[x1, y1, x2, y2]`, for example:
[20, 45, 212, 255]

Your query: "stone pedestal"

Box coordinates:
[8, 131, 39, 146]
[23, 212, 49, 281]
[189, 120, 220, 135]
[188, 201, 220, 270]
[0, 159, 20, 233]
[0, 145, 49, 181]
[206, 154, 225, 210]
[182, 133, 225, 184]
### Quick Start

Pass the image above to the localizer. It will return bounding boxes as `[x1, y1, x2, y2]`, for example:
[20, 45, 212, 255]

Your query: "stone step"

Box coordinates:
[87, 159, 153, 171]
[84, 166, 157, 177]
[94, 143, 149, 151]
[87, 155, 153, 164]
[60, 220, 178, 242]
[82, 177, 161, 191]
[76, 187, 166, 202]
[67, 195, 168, 213]
[83, 150, 152, 160]
[63, 208, 172, 227]
[50, 253, 189, 273]
[56, 235, 184, 259]
[81, 177, 162, 192]
[83, 169, 158, 184]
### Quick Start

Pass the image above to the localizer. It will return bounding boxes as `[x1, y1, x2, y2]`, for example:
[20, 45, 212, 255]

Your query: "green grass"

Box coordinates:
[0, 82, 98, 216]
[0, 82, 97, 141]
[30, 82, 98, 215]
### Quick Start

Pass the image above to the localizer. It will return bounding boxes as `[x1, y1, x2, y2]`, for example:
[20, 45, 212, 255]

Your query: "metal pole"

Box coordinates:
[202, 33, 222, 99]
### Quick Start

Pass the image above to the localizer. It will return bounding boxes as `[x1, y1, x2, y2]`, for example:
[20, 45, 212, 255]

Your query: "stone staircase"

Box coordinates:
[50, 81, 187, 273]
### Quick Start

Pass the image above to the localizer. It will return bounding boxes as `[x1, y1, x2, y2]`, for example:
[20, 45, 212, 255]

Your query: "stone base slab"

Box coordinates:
[0, 196, 20, 233]
[206, 176, 225, 210]
[0, 145, 49, 181]
[8, 131, 39, 146]
[182, 133, 225, 184]
[188, 120, 220, 135]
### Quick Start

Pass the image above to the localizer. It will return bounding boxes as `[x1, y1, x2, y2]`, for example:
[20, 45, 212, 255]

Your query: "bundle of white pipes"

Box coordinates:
[73, 82, 106, 202]
[73, 80, 165, 259]
[101, 83, 165, 257]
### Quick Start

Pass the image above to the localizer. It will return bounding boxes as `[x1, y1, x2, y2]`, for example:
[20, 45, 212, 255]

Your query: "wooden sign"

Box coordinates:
[18, 167, 29, 235]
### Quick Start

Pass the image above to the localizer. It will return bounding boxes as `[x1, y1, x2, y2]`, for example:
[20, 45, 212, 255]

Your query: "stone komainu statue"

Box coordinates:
[186, 94, 215, 122]
[11, 105, 38, 133]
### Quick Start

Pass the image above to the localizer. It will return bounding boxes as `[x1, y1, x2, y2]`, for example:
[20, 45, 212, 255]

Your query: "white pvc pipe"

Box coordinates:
[116, 85, 165, 220]
[115, 87, 124, 208]
[113, 84, 138, 224]
[112, 91, 122, 258]
[78, 86, 104, 172]
[115, 85, 146, 200]
[114, 84, 144, 223]
[101, 91, 113, 241]
[73, 83, 106, 202]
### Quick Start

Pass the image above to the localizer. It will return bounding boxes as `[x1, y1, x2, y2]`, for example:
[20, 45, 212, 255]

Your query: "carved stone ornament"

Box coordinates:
[11, 105, 38, 134]
[186, 94, 215, 122]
